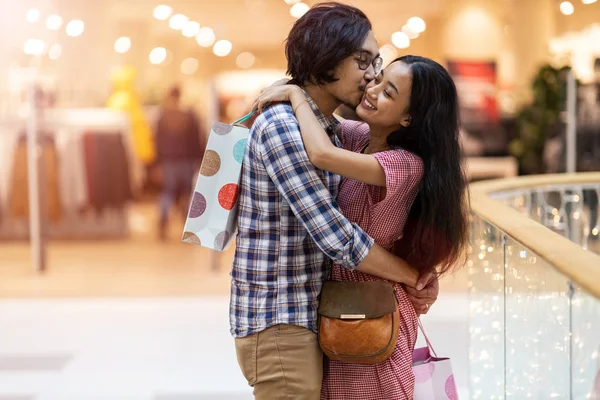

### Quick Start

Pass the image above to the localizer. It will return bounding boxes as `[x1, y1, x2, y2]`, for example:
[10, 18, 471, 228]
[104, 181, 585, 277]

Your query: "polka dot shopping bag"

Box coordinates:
[412, 319, 459, 400]
[182, 112, 255, 251]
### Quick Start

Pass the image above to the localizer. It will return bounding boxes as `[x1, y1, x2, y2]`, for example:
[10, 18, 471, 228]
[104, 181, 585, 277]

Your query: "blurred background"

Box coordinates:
[0, 0, 599, 399]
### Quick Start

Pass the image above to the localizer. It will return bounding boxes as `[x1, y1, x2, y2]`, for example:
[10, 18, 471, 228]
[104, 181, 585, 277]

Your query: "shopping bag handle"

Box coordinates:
[417, 318, 438, 358]
[232, 110, 257, 126]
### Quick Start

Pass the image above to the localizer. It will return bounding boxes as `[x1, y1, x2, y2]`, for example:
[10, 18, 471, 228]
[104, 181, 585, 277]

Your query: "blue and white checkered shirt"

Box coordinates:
[229, 95, 374, 338]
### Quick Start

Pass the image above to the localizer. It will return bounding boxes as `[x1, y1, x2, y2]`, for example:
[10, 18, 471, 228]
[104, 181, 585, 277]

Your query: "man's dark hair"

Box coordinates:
[285, 2, 372, 86]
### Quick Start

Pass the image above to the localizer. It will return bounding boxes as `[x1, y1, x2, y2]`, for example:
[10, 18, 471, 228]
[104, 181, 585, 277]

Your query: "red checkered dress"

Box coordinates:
[321, 120, 424, 400]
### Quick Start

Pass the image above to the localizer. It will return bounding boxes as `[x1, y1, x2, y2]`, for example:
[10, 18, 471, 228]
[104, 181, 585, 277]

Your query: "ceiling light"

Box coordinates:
[290, 3, 310, 19]
[153, 5, 172, 20]
[196, 27, 216, 47]
[284, 0, 301, 4]
[169, 14, 188, 30]
[407, 17, 426, 33]
[560, 1, 575, 15]
[24, 39, 46, 56]
[46, 14, 63, 30]
[182, 21, 200, 38]
[391, 32, 410, 49]
[49, 44, 62, 60]
[149, 47, 167, 64]
[26, 9, 41, 23]
[402, 25, 419, 39]
[236, 52, 256, 69]
[114, 37, 131, 54]
[181, 58, 199, 75]
[213, 40, 232, 57]
[66, 20, 85, 37]
[582, 0, 597, 4]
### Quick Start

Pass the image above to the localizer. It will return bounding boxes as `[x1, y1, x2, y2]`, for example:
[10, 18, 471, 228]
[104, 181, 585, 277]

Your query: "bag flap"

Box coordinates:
[318, 281, 396, 319]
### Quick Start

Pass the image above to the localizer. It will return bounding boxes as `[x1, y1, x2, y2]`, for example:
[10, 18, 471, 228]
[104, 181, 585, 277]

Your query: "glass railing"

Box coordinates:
[468, 174, 600, 400]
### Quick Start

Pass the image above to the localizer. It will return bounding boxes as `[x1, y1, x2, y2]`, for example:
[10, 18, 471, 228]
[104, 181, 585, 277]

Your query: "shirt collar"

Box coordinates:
[299, 88, 341, 137]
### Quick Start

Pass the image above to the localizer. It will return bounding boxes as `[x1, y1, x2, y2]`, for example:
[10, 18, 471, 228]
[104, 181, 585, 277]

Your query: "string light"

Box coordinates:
[114, 37, 131, 54]
[182, 21, 200, 38]
[213, 40, 232, 57]
[407, 17, 426, 33]
[153, 5, 172, 20]
[402, 24, 419, 39]
[181, 57, 199, 75]
[560, 1, 575, 15]
[23, 39, 46, 56]
[391, 32, 410, 49]
[26, 9, 40, 23]
[290, 2, 310, 18]
[196, 27, 216, 47]
[48, 44, 62, 60]
[149, 47, 167, 64]
[46, 15, 63, 31]
[66, 20, 85, 37]
[169, 14, 188, 30]
[236, 52, 256, 69]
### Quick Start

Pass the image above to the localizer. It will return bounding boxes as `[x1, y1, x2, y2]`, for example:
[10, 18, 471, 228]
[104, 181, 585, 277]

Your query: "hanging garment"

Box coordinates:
[56, 129, 88, 211]
[9, 134, 62, 223]
[0, 128, 20, 223]
[83, 132, 132, 213]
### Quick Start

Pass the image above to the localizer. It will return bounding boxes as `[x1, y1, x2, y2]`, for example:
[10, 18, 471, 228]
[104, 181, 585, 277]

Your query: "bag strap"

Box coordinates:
[232, 110, 256, 126]
[417, 318, 438, 358]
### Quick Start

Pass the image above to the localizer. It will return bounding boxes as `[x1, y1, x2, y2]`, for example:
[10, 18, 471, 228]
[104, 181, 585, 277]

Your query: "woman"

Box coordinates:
[256, 55, 470, 399]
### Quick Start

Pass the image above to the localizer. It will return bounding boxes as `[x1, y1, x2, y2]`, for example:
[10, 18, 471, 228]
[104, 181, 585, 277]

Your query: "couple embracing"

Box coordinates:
[229, 3, 469, 399]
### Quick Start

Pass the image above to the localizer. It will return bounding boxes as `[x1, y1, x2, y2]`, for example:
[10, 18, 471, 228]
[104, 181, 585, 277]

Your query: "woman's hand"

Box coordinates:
[252, 84, 304, 113]
[404, 271, 439, 315]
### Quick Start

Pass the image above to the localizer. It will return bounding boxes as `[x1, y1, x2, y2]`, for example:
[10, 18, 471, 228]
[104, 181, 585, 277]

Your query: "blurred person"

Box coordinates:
[256, 55, 469, 399]
[230, 3, 440, 399]
[155, 85, 204, 240]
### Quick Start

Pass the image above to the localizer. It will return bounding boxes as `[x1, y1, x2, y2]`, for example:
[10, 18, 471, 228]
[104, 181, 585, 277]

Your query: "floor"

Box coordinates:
[0, 204, 471, 400]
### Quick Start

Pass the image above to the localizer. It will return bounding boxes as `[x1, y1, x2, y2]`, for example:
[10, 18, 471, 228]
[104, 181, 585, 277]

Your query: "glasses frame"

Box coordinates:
[355, 51, 383, 75]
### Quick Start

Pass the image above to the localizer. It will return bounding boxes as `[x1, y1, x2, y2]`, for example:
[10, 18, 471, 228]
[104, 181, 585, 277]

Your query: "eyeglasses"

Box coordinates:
[355, 51, 383, 75]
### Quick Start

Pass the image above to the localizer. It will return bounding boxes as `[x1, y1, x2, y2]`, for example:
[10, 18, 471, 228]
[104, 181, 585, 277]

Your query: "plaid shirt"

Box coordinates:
[229, 95, 374, 338]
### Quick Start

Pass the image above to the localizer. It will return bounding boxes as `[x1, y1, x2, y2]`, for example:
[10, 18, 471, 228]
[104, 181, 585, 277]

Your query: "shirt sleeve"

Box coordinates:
[372, 150, 424, 208]
[258, 117, 374, 269]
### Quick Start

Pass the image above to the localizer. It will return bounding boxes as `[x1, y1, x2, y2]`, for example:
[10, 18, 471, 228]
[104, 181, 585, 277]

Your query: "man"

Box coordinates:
[154, 86, 205, 240]
[230, 3, 438, 398]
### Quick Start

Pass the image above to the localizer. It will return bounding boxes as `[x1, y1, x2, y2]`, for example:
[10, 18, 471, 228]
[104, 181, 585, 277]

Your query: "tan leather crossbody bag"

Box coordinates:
[317, 281, 399, 365]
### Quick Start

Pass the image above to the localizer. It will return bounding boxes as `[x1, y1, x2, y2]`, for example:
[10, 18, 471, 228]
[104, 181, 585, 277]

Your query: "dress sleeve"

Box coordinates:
[372, 149, 424, 207]
[340, 120, 370, 152]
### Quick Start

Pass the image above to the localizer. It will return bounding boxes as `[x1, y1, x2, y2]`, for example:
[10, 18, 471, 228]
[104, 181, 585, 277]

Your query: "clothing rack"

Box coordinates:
[0, 101, 137, 272]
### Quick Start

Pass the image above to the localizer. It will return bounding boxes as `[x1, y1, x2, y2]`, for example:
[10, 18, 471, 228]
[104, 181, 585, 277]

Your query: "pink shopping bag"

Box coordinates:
[412, 320, 458, 400]
[592, 367, 600, 399]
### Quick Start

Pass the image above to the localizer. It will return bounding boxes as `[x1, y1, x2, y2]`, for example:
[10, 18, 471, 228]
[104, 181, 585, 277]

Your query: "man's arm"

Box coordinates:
[258, 117, 418, 287]
[357, 245, 419, 288]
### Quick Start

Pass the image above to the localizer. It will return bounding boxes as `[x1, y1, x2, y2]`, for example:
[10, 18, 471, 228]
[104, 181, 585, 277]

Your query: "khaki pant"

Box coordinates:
[234, 324, 323, 400]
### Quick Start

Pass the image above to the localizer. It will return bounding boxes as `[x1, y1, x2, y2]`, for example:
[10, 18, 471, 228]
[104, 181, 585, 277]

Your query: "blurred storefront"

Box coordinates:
[0, 0, 598, 277]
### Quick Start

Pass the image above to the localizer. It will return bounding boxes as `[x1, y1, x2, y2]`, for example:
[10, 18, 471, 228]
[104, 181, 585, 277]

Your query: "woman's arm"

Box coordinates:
[256, 85, 387, 187]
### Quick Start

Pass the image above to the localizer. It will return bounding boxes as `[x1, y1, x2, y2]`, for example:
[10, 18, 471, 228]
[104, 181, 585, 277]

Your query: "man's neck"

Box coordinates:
[303, 84, 340, 117]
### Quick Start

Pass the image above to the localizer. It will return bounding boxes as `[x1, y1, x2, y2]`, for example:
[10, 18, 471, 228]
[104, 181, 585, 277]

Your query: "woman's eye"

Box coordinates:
[384, 90, 392, 98]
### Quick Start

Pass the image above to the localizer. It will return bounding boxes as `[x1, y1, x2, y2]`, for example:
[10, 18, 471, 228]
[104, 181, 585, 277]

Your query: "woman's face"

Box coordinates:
[356, 61, 412, 131]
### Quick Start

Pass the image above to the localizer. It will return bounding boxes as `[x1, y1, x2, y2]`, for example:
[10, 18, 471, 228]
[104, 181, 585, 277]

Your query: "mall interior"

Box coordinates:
[0, 0, 599, 399]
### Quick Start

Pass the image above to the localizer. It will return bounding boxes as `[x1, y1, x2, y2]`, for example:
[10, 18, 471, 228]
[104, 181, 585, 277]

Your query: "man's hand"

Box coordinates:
[404, 271, 439, 315]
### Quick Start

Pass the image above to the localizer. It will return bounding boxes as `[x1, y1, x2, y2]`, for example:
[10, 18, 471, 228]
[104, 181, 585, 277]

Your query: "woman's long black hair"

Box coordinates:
[389, 55, 470, 276]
